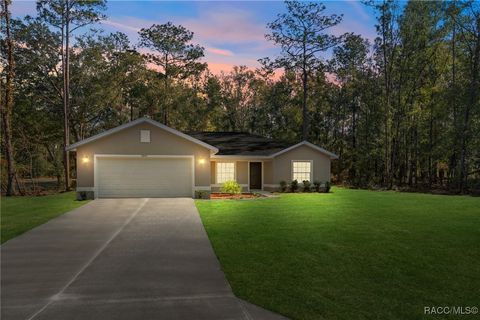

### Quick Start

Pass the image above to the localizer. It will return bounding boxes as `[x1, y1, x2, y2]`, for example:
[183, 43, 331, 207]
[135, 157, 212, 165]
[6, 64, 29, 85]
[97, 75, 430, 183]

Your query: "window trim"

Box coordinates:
[140, 130, 150, 143]
[216, 161, 236, 184]
[291, 160, 313, 183]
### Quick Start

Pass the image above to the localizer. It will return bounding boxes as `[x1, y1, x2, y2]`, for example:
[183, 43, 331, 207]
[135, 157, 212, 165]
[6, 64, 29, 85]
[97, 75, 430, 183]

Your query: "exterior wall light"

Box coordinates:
[82, 156, 90, 164]
[198, 158, 206, 165]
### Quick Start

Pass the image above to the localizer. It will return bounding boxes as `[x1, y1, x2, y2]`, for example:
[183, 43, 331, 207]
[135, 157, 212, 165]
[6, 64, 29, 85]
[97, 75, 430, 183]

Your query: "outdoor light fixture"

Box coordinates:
[82, 156, 90, 164]
[198, 158, 206, 165]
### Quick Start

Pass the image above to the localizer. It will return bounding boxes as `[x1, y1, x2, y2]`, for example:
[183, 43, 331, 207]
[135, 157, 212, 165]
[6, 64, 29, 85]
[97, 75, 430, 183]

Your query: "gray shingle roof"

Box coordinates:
[187, 132, 290, 156]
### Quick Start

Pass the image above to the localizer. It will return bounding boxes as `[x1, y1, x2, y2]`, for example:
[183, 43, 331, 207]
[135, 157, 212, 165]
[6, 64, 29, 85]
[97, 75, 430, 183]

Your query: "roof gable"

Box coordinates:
[66, 118, 219, 153]
[270, 141, 339, 159]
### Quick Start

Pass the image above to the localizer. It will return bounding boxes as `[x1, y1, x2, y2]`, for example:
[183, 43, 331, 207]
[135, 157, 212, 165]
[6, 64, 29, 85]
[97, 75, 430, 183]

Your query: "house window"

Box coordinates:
[140, 130, 150, 143]
[292, 161, 312, 182]
[216, 162, 235, 183]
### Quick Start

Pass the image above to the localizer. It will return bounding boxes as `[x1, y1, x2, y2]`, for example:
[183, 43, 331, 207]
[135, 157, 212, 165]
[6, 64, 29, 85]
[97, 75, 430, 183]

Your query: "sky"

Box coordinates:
[11, 0, 379, 74]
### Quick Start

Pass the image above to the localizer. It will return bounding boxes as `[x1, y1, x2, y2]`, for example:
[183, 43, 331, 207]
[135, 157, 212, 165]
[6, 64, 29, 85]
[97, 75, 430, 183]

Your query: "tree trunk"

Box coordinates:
[428, 110, 433, 189]
[163, 55, 169, 126]
[449, 9, 458, 187]
[63, 0, 71, 191]
[302, 36, 308, 141]
[1, 0, 15, 196]
[459, 16, 480, 193]
[302, 65, 308, 140]
[351, 96, 357, 183]
[380, 1, 391, 186]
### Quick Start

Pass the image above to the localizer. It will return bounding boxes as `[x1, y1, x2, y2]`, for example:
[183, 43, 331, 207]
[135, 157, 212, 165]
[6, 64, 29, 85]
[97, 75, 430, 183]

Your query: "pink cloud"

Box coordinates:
[207, 62, 238, 75]
[325, 72, 341, 86]
[94, 10, 275, 75]
[206, 47, 234, 57]
[180, 7, 268, 45]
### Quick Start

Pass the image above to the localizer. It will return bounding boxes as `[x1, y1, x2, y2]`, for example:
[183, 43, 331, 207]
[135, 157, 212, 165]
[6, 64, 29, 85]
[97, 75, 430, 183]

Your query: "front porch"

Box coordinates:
[210, 159, 274, 192]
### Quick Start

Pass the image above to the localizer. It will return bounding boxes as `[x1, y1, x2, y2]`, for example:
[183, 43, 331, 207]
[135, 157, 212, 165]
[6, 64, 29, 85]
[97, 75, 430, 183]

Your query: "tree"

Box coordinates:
[68, 32, 147, 140]
[452, 1, 480, 191]
[138, 22, 206, 126]
[367, 0, 401, 186]
[37, 0, 106, 190]
[4, 0, 479, 194]
[262, 0, 344, 140]
[9, 17, 64, 189]
[0, 0, 15, 195]
[330, 34, 371, 184]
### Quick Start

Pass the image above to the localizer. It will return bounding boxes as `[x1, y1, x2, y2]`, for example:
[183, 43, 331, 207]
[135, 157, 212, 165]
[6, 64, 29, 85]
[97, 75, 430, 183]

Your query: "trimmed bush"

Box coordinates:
[325, 181, 331, 193]
[290, 179, 299, 192]
[313, 181, 321, 192]
[280, 180, 288, 192]
[302, 180, 311, 192]
[221, 180, 241, 194]
[195, 190, 210, 199]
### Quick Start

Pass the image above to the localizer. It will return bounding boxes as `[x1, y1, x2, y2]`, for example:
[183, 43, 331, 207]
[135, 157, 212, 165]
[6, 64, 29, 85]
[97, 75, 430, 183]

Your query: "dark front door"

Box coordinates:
[249, 162, 262, 190]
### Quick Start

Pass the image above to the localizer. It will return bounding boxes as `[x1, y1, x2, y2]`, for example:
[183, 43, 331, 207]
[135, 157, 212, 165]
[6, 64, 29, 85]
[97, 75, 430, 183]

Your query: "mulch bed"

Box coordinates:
[210, 193, 262, 199]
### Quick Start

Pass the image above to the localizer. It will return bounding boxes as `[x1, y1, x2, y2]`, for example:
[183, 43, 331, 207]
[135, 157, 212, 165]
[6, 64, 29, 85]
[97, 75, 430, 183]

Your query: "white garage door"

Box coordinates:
[96, 157, 193, 198]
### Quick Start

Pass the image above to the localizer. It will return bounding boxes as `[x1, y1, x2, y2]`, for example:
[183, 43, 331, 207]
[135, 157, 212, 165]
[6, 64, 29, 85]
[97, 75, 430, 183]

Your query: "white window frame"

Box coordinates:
[216, 162, 235, 184]
[140, 130, 150, 143]
[291, 160, 313, 183]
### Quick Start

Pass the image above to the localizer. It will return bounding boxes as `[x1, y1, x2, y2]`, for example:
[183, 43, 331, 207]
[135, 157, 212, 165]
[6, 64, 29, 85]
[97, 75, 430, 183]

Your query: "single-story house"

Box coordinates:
[66, 117, 338, 199]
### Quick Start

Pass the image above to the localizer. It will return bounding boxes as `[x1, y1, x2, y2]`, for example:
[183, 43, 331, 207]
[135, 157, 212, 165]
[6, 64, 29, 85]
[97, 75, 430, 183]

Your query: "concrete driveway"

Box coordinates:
[1, 198, 286, 320]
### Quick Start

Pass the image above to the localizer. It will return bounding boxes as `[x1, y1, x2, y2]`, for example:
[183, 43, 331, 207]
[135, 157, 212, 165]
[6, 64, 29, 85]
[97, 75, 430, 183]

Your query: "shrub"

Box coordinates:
[76, 191, 87, 201]
[313, 181, 321, 192]
[302, 180, 311, 192]
[279, 180, 287, 192]
[195, 190, 210, 199]
[325, 181, 331, 193]
[221, 180, 241, 194]
[290, 179, 299, 192]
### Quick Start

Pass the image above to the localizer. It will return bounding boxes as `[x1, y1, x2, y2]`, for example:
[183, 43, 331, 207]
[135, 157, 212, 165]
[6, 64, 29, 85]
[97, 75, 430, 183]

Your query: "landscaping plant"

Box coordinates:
[279, 180, 287, 192]
[325, 181, 331, 193]
[221, 180, 242, 194]
[302, 180, 311, 192]
[290, 180, 298, 192]
[313, 181, 321, 192]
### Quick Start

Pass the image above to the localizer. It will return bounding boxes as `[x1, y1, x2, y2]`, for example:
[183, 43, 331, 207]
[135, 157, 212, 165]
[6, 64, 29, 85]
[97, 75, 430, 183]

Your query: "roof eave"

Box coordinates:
[211, 154, 273, 159]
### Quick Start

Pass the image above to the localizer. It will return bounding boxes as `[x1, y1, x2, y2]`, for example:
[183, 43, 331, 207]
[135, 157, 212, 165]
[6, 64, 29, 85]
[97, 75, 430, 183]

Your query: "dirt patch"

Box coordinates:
[210, 193, 263, 200]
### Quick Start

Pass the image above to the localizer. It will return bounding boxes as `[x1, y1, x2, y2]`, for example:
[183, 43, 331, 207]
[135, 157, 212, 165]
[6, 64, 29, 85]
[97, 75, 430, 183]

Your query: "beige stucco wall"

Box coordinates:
[208, 150, 331, 191]
[273, 145, 331, 184]
[263, 161, 273, 184]
[76, 122, 211, 188]
[236, 161, 248, 184]
[210, 162, 216, 184]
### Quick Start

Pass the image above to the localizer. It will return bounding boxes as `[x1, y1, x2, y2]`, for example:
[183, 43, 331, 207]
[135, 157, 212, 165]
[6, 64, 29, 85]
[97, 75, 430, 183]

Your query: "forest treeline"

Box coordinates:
[1, 0, 479, 195]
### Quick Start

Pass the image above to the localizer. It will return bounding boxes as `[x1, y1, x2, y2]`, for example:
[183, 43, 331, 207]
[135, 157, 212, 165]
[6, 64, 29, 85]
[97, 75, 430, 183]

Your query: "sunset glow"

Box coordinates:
[12, 1, 377, 75]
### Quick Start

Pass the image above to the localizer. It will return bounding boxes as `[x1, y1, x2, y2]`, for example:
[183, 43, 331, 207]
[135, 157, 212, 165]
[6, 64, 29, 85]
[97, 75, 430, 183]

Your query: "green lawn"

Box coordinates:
[1, 192, 88, 244]
[196, 188, 480, 320]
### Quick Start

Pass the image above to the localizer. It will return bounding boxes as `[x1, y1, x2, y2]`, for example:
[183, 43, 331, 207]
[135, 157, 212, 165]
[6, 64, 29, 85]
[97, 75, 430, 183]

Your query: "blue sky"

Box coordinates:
[12, 1, 379, 74]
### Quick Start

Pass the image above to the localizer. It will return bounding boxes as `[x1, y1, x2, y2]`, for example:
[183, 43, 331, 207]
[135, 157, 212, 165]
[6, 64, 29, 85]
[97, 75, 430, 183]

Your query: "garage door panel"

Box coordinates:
[97, 157, 192, 198]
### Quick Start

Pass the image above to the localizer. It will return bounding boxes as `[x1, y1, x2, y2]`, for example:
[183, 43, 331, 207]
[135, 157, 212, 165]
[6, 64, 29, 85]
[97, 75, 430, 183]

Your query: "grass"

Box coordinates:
[1, 192, 88, 244]
[196, 187, 480, 320]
